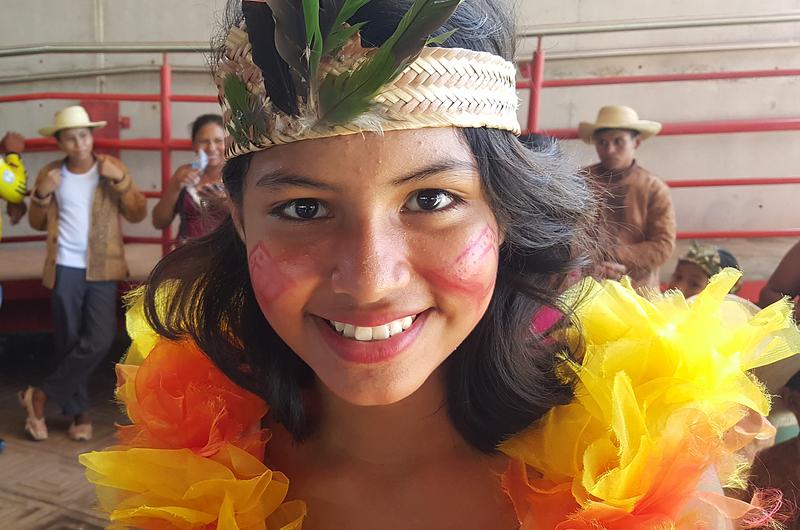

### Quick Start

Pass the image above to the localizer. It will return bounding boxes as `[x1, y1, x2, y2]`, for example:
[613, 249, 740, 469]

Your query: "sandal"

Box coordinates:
[18, 387, 47, 441]
[68, 422, 93, 442]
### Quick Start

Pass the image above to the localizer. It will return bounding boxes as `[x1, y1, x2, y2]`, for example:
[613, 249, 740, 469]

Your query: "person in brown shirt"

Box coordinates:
[18, 106, 147, 442]
[579, 105, 676, 289]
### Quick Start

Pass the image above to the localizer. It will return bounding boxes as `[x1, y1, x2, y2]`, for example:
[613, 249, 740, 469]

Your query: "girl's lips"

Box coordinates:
[314, 309, 430, 365]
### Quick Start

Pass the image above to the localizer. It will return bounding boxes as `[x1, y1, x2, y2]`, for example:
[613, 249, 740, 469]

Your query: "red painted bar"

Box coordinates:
[540, 117, 800, 139]
[0, 92, 217, 105]
[23, 138, 193, 151]
[0, 235, 168, 245]
[678, 230, 800, 240]
[0, 91, 160, 103]
[526, 38, 545, 134]
[667, 177, 800, 188]
[0, 235, 46, 243]
[160, 55, 174, 256]
[171, 94, 217, 103]
[516, 68, 800, 90]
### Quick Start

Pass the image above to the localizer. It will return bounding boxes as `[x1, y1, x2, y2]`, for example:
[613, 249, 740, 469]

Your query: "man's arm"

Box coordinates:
[759, 240, 800, 308]
[615, 179, 676, 277]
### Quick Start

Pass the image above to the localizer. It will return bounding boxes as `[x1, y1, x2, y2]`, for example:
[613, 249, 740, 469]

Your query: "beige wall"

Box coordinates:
[515, 0, 800, 279]
[1, 0, 799, 280]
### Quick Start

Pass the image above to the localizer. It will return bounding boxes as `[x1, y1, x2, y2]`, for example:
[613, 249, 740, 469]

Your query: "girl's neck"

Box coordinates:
[311, 371, 470, 466]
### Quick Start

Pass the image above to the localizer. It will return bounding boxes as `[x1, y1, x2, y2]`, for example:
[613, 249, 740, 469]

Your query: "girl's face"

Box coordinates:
[193, 122, 226, 168]
[234, 128, 500, 406]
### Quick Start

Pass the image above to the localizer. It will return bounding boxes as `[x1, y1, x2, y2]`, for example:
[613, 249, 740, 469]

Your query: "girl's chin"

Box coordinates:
[322, 375, 431, 407]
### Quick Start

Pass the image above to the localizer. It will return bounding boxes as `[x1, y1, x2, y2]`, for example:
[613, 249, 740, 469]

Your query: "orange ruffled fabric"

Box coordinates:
[79, 295, 306, 530]
[500, 270, 799, 529]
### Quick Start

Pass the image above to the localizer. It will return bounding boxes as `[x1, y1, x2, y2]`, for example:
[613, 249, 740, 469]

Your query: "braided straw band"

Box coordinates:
[216, 26, 521, 159]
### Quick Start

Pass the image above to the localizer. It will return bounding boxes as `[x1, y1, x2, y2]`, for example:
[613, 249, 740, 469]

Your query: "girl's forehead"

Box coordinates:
[248, 128, 477, 184]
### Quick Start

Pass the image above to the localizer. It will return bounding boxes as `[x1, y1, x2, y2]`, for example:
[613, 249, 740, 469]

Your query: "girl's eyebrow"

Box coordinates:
[255, 172, 340, 192]
[391, 160, 478, 186]
[254, 159, 477, 192]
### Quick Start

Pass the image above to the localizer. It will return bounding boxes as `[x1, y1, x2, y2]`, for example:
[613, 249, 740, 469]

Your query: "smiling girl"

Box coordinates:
[80, 1, 798, 529]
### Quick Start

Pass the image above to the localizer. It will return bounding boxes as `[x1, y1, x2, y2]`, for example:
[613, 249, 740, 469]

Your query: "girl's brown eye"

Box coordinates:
[274, 199, 330, 220]
[404, 189, 458, 212]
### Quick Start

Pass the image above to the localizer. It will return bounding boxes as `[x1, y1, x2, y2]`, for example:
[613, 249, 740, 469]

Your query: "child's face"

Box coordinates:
[56, 127, 94, 163]
[667, 261, 710, 298]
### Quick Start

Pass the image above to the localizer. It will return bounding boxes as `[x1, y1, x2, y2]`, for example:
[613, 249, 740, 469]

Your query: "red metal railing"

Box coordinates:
[0, 55, 208, 253]
[518, 52, 800, 240]
[1, 42, 799, 245]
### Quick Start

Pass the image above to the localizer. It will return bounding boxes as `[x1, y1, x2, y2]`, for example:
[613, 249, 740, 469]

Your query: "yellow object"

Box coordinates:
[0, 153, 26, 204]
[79, 288, 307, 530]
[500, 269, 799, 529]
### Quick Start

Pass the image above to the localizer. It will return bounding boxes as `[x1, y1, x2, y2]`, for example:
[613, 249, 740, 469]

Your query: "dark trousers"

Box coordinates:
[42, 265, 117, 417]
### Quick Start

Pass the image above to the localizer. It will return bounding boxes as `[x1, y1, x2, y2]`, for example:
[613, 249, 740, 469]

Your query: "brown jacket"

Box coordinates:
[28, 154, 147, 289]
[586, 161, 676, 289]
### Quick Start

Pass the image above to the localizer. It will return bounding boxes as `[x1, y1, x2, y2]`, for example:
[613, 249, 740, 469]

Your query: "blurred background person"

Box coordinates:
[668, 241, 742, 298]
[580, 105, 676, 290]
[151, 114, 228, 243]
[19, 105, 147, 442]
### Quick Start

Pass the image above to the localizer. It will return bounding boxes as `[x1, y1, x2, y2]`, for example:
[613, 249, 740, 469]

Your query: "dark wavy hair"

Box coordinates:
[189, 114, 223, 142]
[143, 0, 597, 453]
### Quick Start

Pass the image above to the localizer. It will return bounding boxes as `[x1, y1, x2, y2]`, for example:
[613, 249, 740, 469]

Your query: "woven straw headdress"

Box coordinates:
[216, 0, 520, 159]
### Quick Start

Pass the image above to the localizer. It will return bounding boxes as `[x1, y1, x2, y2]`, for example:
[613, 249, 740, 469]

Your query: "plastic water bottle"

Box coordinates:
[191, 149, 208, 172]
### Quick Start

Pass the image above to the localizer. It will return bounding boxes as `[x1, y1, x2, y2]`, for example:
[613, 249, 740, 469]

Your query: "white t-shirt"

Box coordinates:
[55, 162, 99, 269]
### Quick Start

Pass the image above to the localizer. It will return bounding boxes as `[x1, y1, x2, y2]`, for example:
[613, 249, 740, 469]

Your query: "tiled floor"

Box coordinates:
[0, 335, 126, 530]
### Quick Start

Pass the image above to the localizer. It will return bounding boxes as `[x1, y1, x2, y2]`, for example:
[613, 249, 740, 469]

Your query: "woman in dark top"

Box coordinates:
[151, 114, 228, 241]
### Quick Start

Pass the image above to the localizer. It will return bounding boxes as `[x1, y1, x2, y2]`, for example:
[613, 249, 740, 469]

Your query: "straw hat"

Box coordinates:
[38, 105, 107, 137]
[578, 105, 661, 144]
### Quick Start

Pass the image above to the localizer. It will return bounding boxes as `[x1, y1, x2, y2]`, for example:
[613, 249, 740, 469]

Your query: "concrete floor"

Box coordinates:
[0, 335, 126, 530]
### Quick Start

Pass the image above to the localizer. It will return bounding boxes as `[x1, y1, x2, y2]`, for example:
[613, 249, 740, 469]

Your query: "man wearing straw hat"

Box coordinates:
[19, 105, 146, 442]
[580, 105, 676, 290]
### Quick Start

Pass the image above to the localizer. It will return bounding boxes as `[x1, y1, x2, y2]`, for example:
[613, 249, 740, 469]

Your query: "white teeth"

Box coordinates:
[354, 326, 373, 341]
[372, 325, 391, 341]
[389, 320, 403, 335]
[328, 315, 418, 342]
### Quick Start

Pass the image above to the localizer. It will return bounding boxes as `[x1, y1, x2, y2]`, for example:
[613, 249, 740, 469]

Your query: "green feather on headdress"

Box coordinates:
[241, 0, 463, 126]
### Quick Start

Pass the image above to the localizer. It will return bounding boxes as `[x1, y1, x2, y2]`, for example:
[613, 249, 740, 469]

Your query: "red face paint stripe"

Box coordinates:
[418, 225, 499, 310]
[249, 242, 295, 308]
